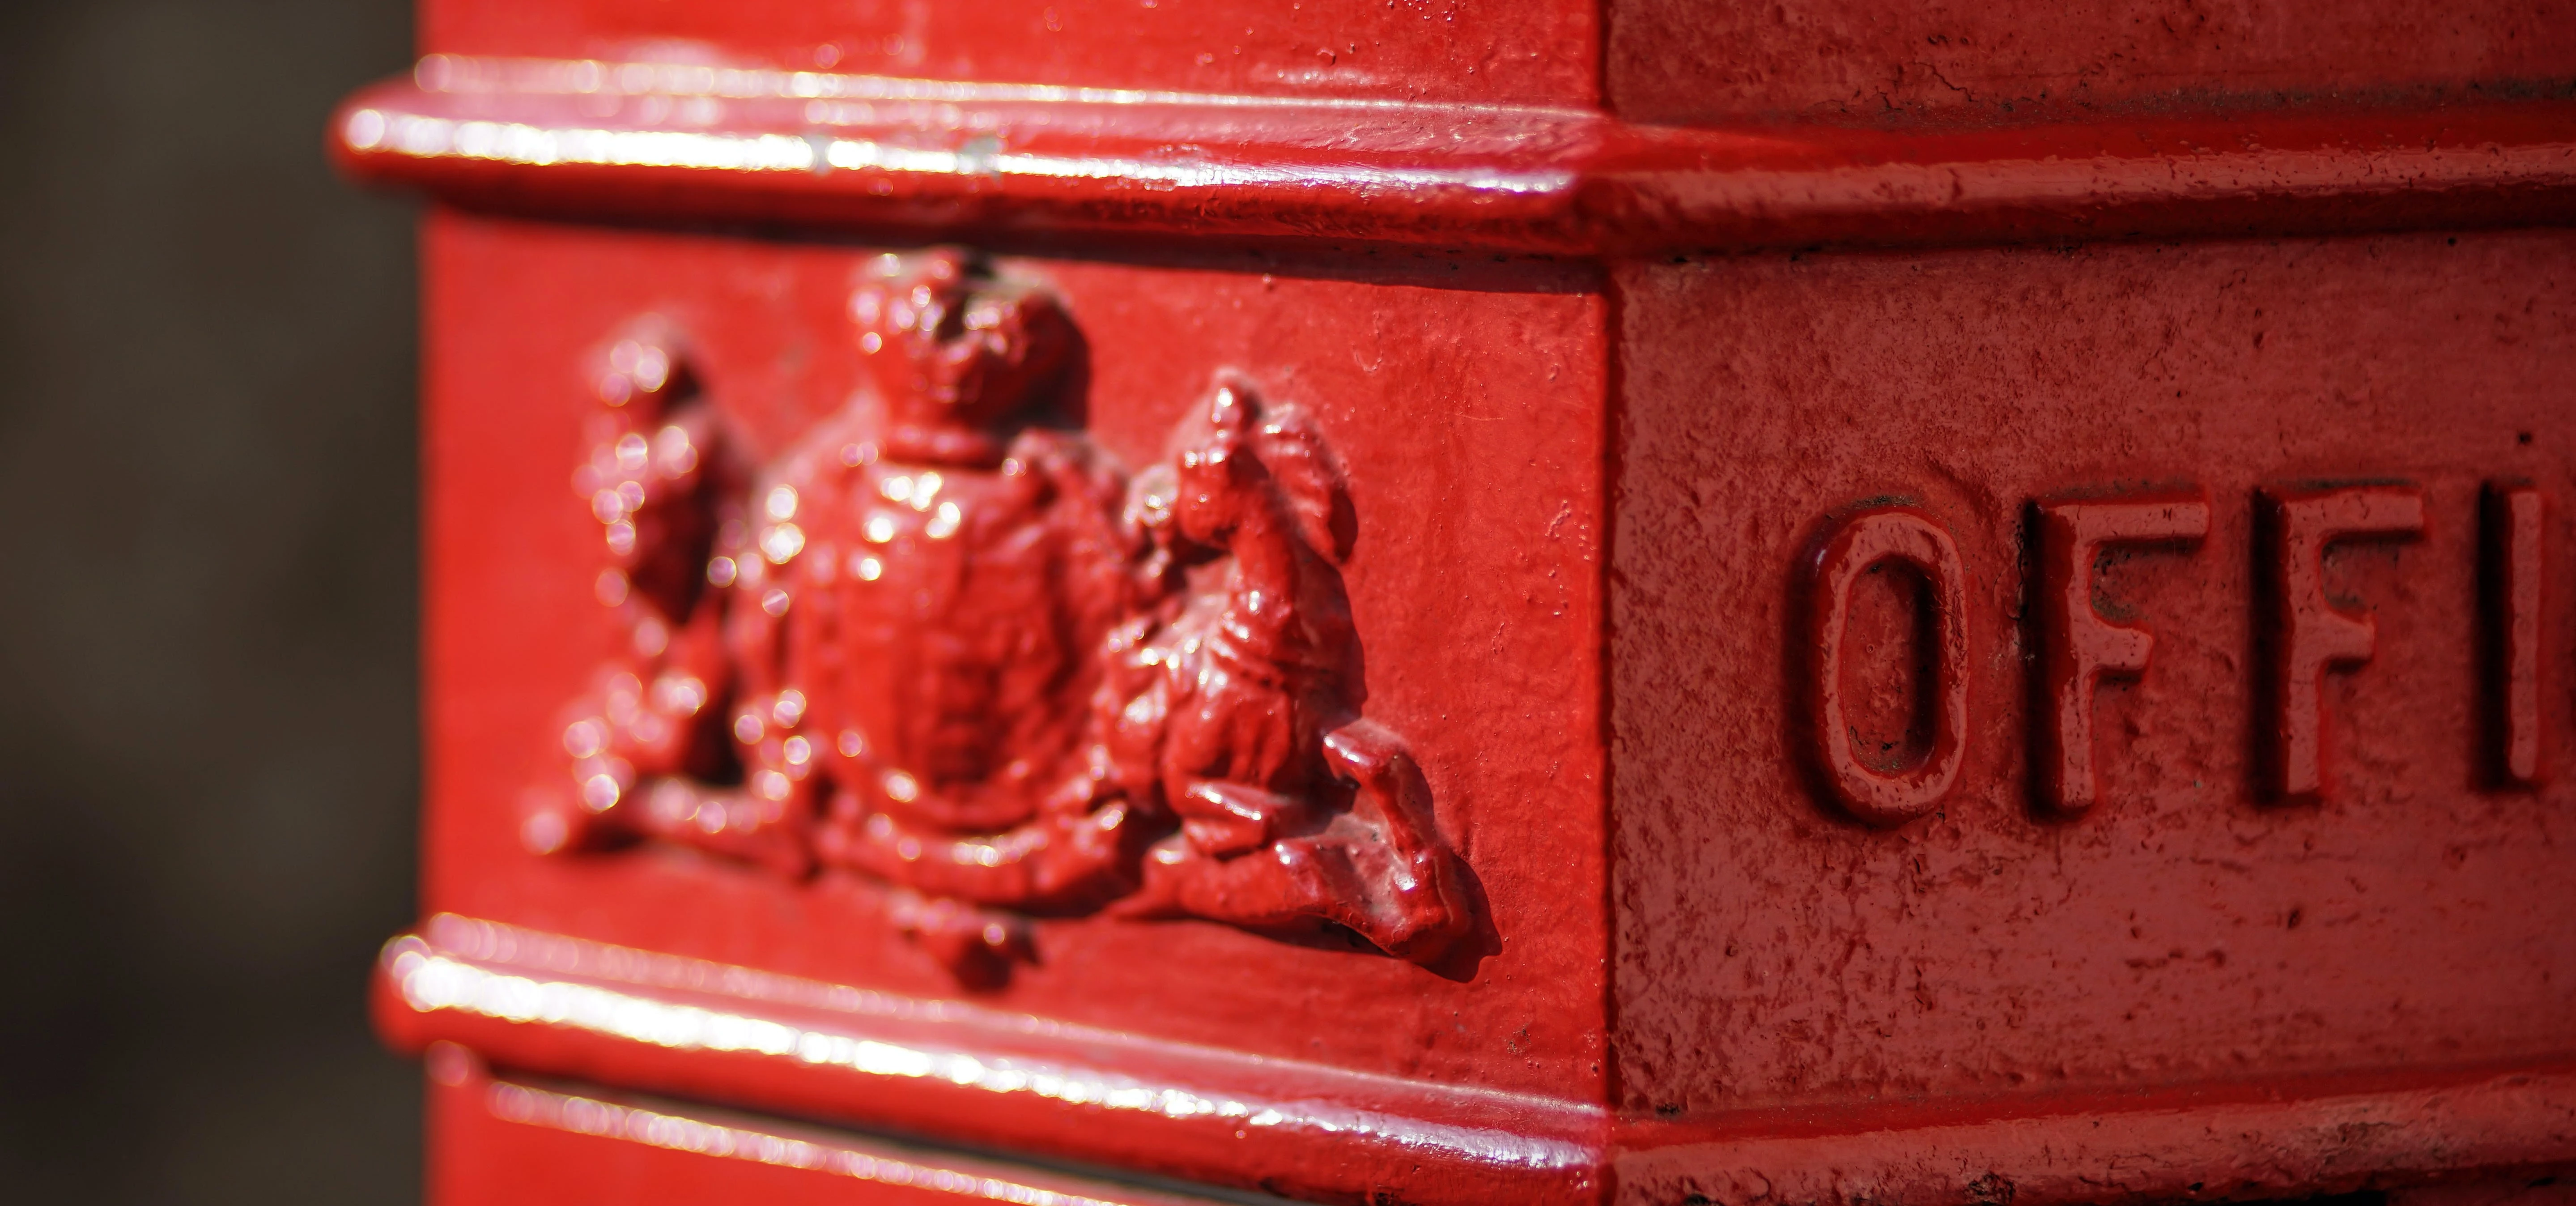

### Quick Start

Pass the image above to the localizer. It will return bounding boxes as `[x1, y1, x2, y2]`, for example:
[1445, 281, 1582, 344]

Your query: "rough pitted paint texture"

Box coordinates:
[425, 0, 1601, 107]
[1609, 0, 2576, 124]
[426, 213, 1611, 1100]
[1611, 231, 2576, 1117]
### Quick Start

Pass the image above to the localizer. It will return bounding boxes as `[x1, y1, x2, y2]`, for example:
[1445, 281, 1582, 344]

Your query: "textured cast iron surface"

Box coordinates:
[1613, 234, 2576, 1115]
[351, 0, 2576, 1201]
[529, 249, 1471, 980]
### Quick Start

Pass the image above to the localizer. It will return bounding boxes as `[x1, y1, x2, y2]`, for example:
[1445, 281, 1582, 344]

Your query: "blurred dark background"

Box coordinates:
[0, 0, 422, 1200]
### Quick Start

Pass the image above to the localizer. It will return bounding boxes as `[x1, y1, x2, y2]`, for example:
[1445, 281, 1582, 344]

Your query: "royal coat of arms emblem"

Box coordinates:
[522, 250, 1472, 981]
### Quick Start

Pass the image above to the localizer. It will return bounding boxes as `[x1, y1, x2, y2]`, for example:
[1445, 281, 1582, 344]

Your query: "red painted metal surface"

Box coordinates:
[530, 247, 1471, 980]
[422, 1041, 1255, 1205]
[2032, 494, 2211, 814]
[418, 0, 1601, 107]
[400, 211, 1607, 1203]
[1798, 506, 1975, 827]
[1608, 0, 2576, 124]
[329, 60, 2576, 256]
[342, 0, 2576, 1202]
[1611, 234, 2576, 1168]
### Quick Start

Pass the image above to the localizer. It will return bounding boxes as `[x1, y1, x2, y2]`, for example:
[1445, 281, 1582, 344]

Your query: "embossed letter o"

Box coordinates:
[1803, 507, 1971, 827]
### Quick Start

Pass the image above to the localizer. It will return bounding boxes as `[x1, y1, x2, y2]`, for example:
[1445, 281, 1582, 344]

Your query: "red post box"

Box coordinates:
[335, 1, 2576, 1202]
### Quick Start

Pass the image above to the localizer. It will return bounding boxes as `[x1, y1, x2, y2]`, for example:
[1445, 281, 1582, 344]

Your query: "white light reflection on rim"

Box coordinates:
[488, 1080, 1149, 1206]
[391, 947, 1590, 1170]
[824, 140, 1568, 195]
[368, 114, 818, 171]
[409, 53, 1592, 119]
[353, 113, 1570, 196]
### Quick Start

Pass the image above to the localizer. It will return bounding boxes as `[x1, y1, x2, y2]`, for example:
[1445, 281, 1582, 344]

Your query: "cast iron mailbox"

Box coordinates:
[335, 1, 2576, 1203]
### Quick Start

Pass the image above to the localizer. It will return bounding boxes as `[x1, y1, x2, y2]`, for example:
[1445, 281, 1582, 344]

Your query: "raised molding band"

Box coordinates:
[374, 916, 1604, 1205]
[332, 55, 2576, 255]
[378, 916, 2576, 1206]
[461, 1072, 1253, 1205]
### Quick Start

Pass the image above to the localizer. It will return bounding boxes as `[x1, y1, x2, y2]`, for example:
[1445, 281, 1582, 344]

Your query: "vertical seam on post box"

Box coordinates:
[1595, 254, 1629, 1166]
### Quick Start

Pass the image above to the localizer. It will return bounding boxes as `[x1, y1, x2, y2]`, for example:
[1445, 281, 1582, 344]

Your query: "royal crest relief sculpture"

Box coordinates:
[522, 250, 1472, 982]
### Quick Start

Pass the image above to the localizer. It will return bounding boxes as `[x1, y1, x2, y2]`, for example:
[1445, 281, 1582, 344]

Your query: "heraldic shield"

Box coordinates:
[521, 249, 1474, 983]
